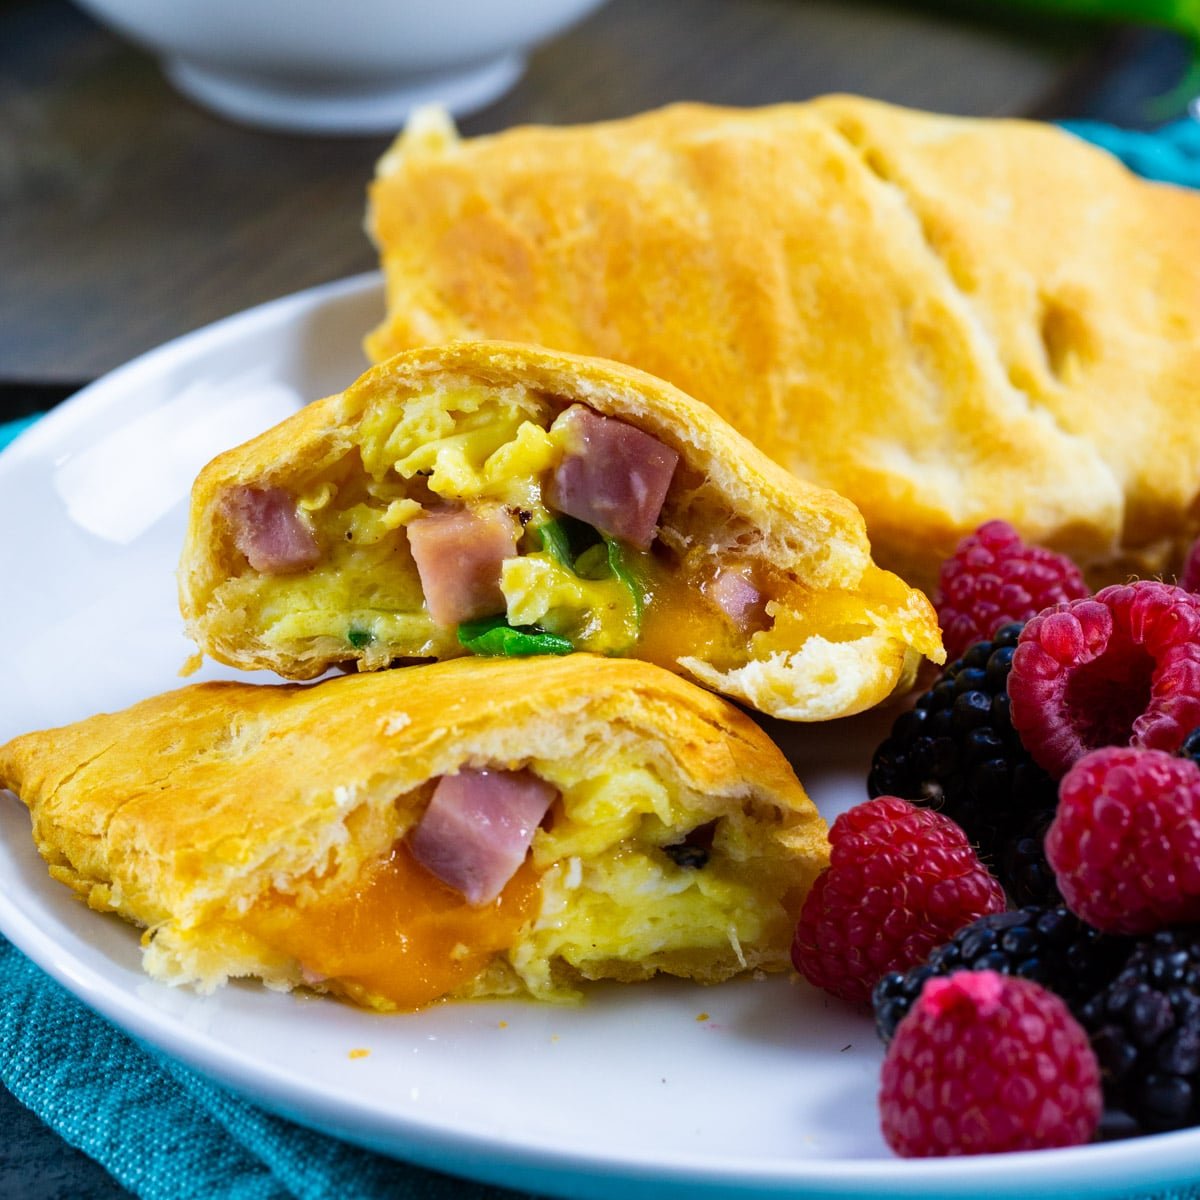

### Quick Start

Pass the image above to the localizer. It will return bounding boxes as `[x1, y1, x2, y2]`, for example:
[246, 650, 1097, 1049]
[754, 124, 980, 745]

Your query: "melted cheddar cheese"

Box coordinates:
[243, 844, 539, 1011]
[204, 756, 809, 1012]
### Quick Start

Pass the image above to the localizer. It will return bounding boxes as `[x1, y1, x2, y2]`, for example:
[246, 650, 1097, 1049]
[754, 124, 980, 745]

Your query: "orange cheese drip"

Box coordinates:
[637, 560, 880, 669]
[245, 842, 539, 1011]
[635, 559, 747, 672]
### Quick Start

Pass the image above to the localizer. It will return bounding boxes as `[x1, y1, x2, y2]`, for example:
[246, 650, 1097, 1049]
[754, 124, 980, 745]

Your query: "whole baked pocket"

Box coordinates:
[179, 340, 942, 721]
[365, 99, 1200, 594]
[0, 655, 829, 1011]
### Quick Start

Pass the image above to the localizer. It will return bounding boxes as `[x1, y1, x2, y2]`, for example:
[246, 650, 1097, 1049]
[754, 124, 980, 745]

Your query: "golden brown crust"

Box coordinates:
[365, 97, 1200, 593]
[178, 339, 942, 720]
[0, 656, 828, 1001]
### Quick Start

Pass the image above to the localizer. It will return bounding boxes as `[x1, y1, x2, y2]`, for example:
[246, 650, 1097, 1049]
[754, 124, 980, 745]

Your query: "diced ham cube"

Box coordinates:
[223, 486, 321, 574]
[709, 567, 768, 630]
[407, 505, 520, 627]
[547, 405, 679, 550]
[408, 768, 558, 905]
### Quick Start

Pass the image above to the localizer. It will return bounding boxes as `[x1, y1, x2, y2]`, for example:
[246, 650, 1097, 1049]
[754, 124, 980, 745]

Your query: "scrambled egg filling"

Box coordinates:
[233, 756, 805, 1011]
[511, 757, 804, 1000]
[209, 386, 881, 672]
[502, 552, 640, 656]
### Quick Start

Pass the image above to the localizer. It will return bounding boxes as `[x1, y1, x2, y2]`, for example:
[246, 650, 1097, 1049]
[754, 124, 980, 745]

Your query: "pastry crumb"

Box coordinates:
[179, 652, 203, 677]
[348, 1048, 370, 1060]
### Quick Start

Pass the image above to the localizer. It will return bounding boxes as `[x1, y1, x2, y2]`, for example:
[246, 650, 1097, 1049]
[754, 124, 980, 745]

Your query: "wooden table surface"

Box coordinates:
[0, 0, 1192, 1196]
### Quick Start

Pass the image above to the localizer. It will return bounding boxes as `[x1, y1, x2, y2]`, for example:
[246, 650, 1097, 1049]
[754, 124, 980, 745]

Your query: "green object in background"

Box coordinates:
[1002, 0, 1199, 28]
[976, 0, 1200, 43]
[981, 0, 1200, 113]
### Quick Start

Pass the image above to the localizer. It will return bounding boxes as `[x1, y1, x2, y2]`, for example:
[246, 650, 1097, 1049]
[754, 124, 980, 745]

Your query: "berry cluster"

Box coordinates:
[867, 621, 1060, 905]
[789, 523, 1200, 1158]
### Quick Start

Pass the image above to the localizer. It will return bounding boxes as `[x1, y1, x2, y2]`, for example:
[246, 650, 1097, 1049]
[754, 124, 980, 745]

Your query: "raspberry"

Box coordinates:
[872, 905, 1131, 1044]
[1080, 928, 1200, 1132]
[791, 796, 1005, 1005]
[934, 520, 1089, 662]
[879, 970, 1102, 1156]
[867, 623, 1059, 899]
[1008, 581, 1200, 778]
[1047, 745, 1200, 934]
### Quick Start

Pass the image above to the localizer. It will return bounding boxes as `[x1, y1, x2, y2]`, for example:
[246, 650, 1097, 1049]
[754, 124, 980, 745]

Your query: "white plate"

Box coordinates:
[2, 273, 1199, 1199]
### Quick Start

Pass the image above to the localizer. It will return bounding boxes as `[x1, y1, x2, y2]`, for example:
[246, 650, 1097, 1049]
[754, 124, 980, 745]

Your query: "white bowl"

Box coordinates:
[71, 0, 609, 134]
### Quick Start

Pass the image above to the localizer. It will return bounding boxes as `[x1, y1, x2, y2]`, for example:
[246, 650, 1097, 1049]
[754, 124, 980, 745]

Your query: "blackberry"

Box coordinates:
[873, 905, 1131, 1045]
[867, 622, 1059, 893]
[1001, 808, 1062, 908]
[1080, 928, 1200, 1132]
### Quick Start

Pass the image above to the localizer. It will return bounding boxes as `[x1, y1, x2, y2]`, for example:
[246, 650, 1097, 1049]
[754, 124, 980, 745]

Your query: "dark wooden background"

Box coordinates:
[0, 0, 1189, 391]
[0, 0, 1192, 1194]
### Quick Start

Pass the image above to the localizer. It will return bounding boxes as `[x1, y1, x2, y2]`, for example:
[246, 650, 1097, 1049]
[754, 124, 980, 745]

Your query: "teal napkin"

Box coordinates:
[1062, 115, 1200, 185]
[0, 413, 38, 453]
[0, 112, 1197, 1199]
[0, 938, 531, 1200]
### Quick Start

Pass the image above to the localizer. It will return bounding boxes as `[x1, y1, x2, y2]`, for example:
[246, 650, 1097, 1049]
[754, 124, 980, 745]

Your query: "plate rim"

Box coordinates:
[0, 270, 381, 467]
